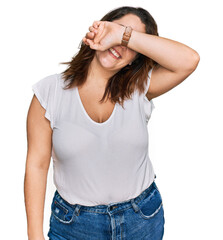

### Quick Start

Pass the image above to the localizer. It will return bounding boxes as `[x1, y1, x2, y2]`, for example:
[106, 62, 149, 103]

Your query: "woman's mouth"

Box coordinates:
[108, 47, 121, 59]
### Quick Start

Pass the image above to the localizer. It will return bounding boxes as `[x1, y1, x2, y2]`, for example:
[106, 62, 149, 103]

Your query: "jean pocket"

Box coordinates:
[138, 186, 163, 220]
[51, 191, 77, 224]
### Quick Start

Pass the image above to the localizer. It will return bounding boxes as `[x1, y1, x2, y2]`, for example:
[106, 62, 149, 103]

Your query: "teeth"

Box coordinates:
[109, 48, 121, 58]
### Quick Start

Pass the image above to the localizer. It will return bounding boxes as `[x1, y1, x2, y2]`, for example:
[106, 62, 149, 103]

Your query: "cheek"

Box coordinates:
[95, 50, 105, 59]
[126, 49, 137, 61]
[95, 50, 109, 63]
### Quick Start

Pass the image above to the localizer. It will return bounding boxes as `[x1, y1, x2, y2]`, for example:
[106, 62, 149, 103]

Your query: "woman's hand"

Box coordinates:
[82, 21, 125, 51]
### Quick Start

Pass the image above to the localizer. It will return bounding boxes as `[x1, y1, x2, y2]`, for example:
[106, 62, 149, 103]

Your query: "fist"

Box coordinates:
[82, 21, 125, 51]
[83, 21, 99, 44]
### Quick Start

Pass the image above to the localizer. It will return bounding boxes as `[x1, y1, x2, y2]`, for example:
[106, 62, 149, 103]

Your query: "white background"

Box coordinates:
[1, 0, 222, 239]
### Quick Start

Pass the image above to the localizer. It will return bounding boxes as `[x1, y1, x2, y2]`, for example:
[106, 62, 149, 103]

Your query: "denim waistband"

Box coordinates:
[54, 176, 157, 215]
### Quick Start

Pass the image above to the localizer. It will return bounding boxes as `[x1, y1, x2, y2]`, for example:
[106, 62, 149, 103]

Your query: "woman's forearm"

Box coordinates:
[24, 164, 48, 240]
[120, 27, 199, 72]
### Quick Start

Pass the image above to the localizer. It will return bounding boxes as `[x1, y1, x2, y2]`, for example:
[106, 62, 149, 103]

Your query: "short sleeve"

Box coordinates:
[143, 67, 155, 124]
[32, 74, 58, 130]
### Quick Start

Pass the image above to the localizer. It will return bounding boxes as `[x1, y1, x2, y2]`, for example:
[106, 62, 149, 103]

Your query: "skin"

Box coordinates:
[24, 13, 200, 240]
[77, 15, 148, 124]
[83, 14, 144, 86]
[83, 14, 200, 100]
[24, 94, 52, 240]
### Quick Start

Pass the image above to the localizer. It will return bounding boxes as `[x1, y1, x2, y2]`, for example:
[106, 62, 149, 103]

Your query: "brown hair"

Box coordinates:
[60, 6, 159, 107]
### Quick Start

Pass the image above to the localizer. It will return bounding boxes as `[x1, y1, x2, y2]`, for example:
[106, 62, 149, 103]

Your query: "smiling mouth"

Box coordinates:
[108, 47, 122, 59]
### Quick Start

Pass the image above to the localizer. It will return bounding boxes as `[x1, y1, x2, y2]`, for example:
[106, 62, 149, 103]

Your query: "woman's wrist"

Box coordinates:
[115, 24, 135, 48]
[115, 24, 126, 45]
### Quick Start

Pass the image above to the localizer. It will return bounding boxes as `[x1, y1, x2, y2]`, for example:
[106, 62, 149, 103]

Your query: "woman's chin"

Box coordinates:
[99, 59, 119, 70]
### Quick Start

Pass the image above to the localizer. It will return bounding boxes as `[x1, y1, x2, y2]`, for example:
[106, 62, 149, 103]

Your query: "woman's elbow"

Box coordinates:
[188, 51, 200, 72]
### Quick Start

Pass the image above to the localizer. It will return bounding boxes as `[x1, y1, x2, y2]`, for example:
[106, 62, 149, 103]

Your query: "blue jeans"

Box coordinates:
[47, 179, 165, 240]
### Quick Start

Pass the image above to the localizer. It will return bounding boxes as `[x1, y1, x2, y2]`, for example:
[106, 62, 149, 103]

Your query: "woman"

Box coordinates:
[24, 6, 200, 240]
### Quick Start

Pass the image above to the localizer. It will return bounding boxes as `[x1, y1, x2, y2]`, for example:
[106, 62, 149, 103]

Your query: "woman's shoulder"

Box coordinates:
[32, 73, 60, 90]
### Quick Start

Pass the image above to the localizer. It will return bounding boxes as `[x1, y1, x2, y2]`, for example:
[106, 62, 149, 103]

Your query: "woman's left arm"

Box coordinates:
[128, 29, 200, 73]
[84, 21, 200, 100]
[126, 28, 200, 100]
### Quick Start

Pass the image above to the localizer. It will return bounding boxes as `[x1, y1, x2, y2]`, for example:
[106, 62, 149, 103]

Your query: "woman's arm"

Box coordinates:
[24, 95, 52, 240]
[126, 29, 199, 73]
[124, 28, 200, 100]
[84, 21, 200, 100]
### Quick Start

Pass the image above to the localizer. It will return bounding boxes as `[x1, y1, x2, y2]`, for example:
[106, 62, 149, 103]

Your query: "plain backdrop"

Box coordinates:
[1, 0, 222, 239]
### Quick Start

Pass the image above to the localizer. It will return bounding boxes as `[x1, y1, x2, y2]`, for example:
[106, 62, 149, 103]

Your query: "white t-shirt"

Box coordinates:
[32, 67, 156, 206]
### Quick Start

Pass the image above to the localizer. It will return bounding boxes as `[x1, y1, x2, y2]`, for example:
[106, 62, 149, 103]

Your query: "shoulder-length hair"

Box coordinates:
[60, 6, 159, 107]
